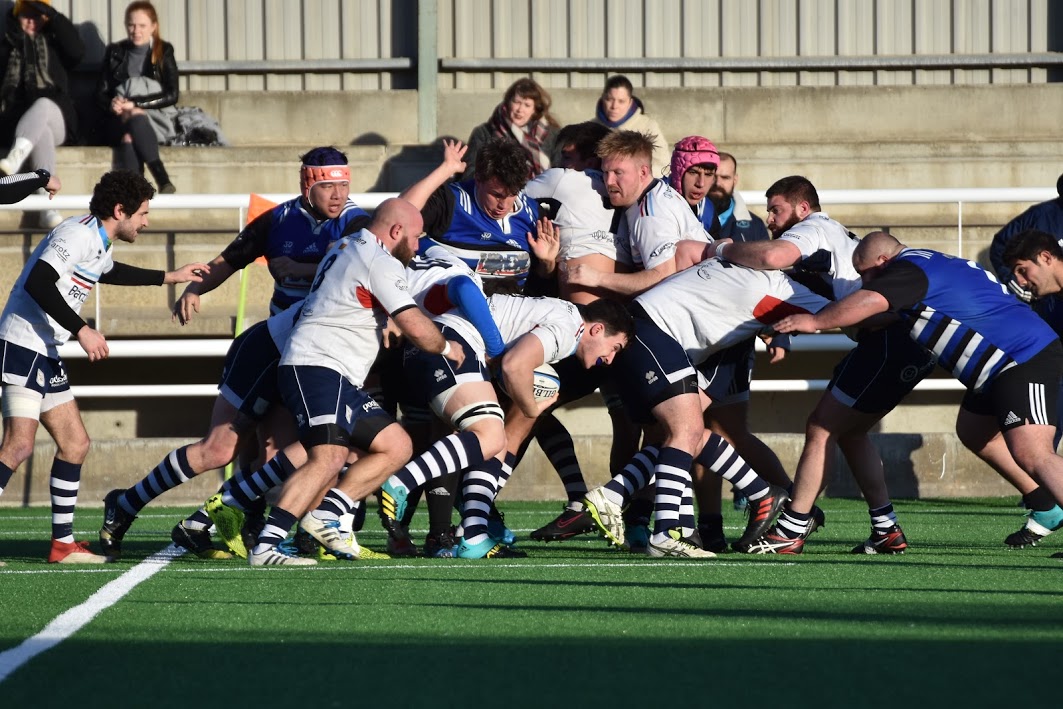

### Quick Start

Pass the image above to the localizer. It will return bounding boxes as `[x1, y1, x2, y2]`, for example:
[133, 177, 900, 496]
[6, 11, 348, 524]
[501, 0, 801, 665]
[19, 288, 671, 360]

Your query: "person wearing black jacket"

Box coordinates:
[96, 2, 179, 193]
[0, 170, 208, 565]
[0, 0, 84, 228]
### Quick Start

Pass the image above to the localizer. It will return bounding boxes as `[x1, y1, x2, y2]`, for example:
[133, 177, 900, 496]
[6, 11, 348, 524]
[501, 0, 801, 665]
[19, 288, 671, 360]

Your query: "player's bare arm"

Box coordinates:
[714, 238, 802, 270]
[163, 262, 211, 285]
[500, 333, 558, 418]
[568, 257, 677, 297]
[172, 255, 235, 324]
[775, 289, 890, 334]
[400, 139, 468, 210]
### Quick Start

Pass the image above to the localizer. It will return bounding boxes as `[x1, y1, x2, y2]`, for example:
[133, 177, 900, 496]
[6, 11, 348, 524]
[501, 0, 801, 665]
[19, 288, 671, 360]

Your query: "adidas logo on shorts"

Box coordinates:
[1004, 411, 1022, 426]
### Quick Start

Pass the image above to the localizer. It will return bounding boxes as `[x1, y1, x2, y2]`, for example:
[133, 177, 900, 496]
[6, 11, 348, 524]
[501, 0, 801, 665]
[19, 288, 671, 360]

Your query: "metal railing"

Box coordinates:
[5, 187, 1051, 399]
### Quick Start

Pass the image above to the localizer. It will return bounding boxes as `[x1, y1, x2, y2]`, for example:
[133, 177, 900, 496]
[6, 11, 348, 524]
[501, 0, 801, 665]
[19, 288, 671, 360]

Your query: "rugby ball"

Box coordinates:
[531, 363, 561, 402]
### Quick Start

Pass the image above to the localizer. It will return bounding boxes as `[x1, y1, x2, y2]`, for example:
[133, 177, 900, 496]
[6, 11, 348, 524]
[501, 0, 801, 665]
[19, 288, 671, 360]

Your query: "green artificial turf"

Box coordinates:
[1, 499, 1061, 708]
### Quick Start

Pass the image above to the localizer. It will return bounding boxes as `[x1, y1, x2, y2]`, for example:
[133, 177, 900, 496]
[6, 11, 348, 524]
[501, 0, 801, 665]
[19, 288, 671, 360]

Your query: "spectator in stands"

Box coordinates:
[592, 75, 668, 177]
[0, 0, 84, 229]
[463, 78, 560, 181]
[96, 1, 179, 194]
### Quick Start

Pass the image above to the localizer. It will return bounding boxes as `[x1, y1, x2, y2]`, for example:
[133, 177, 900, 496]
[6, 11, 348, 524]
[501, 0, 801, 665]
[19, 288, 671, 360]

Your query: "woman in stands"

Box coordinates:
[592, 74, 668, 177]
[463, 77, 560, 180]
[0, 0, 84, 229]
[96, 1, 179, 193]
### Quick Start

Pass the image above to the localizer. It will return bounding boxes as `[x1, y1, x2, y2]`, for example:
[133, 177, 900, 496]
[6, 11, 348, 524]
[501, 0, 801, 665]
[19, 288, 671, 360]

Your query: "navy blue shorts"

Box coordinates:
[0, 339, 69, 395]
[828, 322, 936, 414]
[697, 338, 755, 407]
[402, 325, 488, 407]
[278, 364, 394, 449]
[963, 340, 1063, 432]
[613, 317, 700, 425]
[218, 320, 281, 420]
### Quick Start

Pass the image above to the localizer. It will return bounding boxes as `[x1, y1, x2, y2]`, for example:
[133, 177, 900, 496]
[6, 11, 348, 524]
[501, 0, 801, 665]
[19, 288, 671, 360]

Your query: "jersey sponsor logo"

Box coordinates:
[362, 399, 381, 412]
[899, 362, 933, 383]
[50, 242, 72, 262]
[67, 284, 89, 303]
[645, 370, 659, 385]
[480, 232, 494, 241]
[48, 373, 67, 387]
[590, 230, 613, 242]
[648, 243, 676, 261]
[394, 278, 409, 292]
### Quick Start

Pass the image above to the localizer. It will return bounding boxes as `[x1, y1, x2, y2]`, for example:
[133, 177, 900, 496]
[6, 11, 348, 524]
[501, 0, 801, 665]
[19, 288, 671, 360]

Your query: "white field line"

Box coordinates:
[0, 545, 186, 684]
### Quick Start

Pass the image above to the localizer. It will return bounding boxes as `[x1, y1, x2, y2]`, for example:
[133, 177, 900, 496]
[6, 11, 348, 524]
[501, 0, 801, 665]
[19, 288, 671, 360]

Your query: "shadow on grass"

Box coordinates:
[2, 635, 1061, 707]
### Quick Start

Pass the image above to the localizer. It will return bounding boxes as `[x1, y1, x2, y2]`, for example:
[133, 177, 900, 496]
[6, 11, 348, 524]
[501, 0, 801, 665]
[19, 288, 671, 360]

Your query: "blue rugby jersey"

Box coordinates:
[222, 197, 369, 314]
[420, 180, 539, 285]
[864, 248, 1059, 391]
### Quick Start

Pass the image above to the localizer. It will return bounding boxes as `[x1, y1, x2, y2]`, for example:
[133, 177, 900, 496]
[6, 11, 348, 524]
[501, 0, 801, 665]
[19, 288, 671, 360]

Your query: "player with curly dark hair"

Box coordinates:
[0, 169, 208, 564]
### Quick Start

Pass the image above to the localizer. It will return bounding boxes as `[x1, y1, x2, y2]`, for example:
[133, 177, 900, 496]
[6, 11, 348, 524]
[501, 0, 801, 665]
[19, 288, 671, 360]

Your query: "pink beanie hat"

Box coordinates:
[668, 136, 720, 190]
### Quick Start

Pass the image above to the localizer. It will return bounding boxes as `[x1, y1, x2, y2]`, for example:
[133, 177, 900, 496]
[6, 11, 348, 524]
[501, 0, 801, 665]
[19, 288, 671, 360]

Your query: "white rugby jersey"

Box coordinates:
[777, 212, 861, 300]
[436, 293, 584, 363]
[265, 301, 300, 349]
[281, 229, 417, 386]
[524, 168, 618, 261]
[405, 245, 484, 316]
[635, 258, 829, 364]
[616, 179, 711, 271]
[0, 215, 114, 358]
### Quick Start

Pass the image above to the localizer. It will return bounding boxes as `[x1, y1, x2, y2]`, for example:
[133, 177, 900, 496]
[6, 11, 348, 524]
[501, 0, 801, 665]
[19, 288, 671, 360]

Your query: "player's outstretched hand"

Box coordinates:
[165, 263, 211, 285]
[529, 217, 559, 269]
[172, 291, 200, 325]
[441, 139, 468, 176]
[773, 313, 818, 334]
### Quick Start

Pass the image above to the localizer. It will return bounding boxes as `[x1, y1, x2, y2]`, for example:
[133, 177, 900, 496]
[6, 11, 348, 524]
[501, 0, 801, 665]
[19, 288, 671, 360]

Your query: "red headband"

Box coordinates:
[300, 164, 351, 198]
